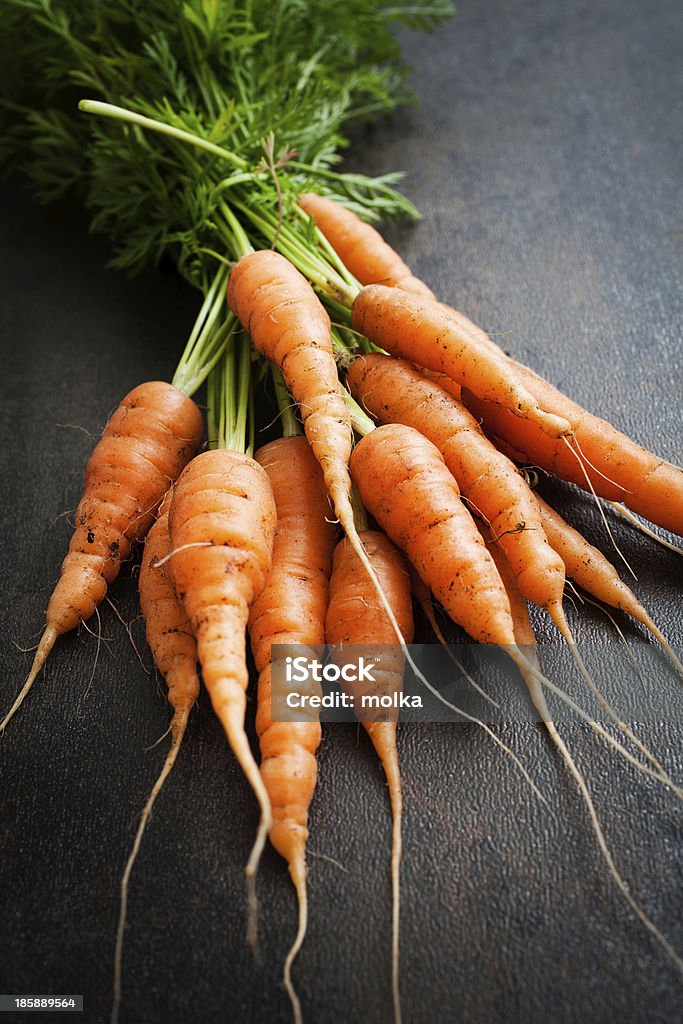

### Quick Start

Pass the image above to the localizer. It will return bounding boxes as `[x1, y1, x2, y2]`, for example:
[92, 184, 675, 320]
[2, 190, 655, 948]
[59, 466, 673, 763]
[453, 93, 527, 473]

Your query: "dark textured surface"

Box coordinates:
[0, 1, 681, 1022]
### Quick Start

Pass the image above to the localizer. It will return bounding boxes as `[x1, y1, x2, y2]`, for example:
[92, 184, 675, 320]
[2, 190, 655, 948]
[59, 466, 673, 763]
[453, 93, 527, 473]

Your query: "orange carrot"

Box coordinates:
[248, 435, 337, 1022]
[298, 192, 436, 299]
[351, 285, 572, 439]
[227, 250, 412, 674]
[326, 529, 414, 1024]
[348, 423, 679, 791]
[168, 447, 277, 934]
[347, 353, 566, 613]
[1, 381, 203, 733]
[112, 489, 200, 1024]
[349, 423, 517, 646]
[463, 364, 683, 535]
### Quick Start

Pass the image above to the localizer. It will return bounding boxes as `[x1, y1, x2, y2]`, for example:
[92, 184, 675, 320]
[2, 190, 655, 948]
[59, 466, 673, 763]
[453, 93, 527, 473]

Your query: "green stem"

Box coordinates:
[78, 99, 248, 168]
[272, 367, 301, 437]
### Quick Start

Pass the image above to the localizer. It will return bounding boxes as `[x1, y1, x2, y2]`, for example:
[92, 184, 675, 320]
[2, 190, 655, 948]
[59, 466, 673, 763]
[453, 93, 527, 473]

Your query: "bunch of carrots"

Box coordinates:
[3, 176, 681, 1022]
[1, 3, 680, 1021]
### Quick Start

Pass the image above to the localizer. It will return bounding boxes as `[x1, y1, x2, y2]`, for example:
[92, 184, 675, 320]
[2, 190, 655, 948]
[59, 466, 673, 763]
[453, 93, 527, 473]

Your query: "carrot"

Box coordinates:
[349, 423, 517, 645]
[326, 529, 414, 1024]
[248, 433, 337, 1023]
[349, 423, 678, 791]
[351, 285, 572, 439]
[346, 352, 647, 732]
[347, 353, 566, 612]
[534, 493, 682, 673]
[302, 193, 681, 536]
[227, 250, 413, 682]
[462, 364, 683, 535]
[347, 355, 677, 771]
[112, 488, 200, 1024]
[298, 192, 436, 299]
[480, 519, 683, 970]
[1, 381, 203, 733]
[168, 447, 276, 929]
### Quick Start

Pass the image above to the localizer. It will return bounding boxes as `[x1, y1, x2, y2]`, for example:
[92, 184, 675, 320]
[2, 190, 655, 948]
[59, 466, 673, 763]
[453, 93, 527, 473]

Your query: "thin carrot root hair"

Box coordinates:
[607, 502, 683, 557]
[528, 673, 683, 972]
[486, 530, 683, 969]
[546, 600, 674, 788]
[283, 860, 308, 1024]
[561, 434, 637, 579]
[534, 492, 682, 678]
[111, 705, 191, 1024]
[409, 568, 500, 710]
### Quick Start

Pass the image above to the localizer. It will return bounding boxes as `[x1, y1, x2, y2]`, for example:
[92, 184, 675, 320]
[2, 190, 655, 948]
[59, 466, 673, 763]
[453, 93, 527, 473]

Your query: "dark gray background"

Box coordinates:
[1, 0, 681, 1021]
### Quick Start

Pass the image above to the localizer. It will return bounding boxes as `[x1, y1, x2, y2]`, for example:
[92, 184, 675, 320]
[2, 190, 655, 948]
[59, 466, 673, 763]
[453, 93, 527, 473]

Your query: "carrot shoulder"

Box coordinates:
[298, 192, 435, 299]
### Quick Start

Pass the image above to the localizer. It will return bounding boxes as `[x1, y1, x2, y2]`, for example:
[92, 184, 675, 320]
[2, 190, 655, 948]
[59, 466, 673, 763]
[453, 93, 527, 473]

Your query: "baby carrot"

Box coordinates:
[249, 431, 337, 1023]
[1, 381, 203, 732]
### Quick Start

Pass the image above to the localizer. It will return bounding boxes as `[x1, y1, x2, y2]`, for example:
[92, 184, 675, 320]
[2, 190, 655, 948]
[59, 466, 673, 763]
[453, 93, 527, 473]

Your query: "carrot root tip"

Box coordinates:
[1, 626, 59, 734]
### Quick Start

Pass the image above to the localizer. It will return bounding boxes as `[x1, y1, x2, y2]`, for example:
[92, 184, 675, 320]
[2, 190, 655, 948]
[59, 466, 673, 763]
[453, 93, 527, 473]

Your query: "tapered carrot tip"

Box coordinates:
[283, 855, 308, 1024]
[1, 626, 59, 733]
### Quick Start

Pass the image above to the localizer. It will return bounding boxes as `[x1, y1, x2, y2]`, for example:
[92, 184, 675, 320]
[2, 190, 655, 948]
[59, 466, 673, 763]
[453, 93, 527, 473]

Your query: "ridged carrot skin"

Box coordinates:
[51, 381, 204, 635]
[350, 424, 515, 646]
[326, 530, 413, 743]
[463, 365, 683, 535]
[168, 449, 276, 821]
[351, 285, 572, 440]
[298, 192, 435, 299]
[227, 250, 354, 526]
[249, 436, 337, 869]
[348, 354, 566, 612]
[139, 490, 199, 736]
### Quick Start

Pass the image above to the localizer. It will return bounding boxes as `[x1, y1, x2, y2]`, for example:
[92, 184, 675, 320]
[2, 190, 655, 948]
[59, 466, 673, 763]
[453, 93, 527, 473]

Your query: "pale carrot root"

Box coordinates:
[367, 725, 403, 1024]
[111, 705, 190, 1024]
[283, 854, 308, 1024]
[1, 627, 58, 733]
